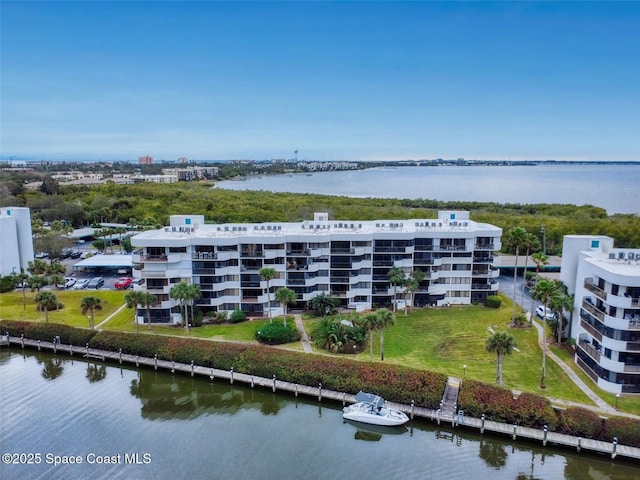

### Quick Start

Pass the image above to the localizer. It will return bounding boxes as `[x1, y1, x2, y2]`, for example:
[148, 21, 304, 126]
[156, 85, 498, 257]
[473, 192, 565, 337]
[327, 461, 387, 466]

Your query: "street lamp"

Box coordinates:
[540, 225, 546, 255]
[616, 393, 620, 410]
[463, 364, 467, 378]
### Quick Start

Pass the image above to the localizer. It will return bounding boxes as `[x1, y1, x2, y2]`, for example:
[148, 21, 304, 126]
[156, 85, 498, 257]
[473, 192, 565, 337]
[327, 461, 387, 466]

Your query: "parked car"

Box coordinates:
[74, 279, 90, 290]
[87, 277, 104, 289]
[70, 251, 82, 259]
[64, 277, 76, 289]
[535, 305, 556, 320]
[114, 277, 133, 289]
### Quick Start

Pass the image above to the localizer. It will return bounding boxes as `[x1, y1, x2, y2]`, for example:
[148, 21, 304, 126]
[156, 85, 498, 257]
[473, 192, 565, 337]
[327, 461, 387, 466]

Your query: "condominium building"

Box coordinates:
[560, 235, 640, 394]
[130, 211, 501, 324]
[0, 207, 35, 277]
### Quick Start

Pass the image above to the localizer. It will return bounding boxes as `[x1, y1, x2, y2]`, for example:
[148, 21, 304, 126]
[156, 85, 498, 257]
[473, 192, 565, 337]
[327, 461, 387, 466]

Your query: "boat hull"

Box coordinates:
[343, 403, 409, 427]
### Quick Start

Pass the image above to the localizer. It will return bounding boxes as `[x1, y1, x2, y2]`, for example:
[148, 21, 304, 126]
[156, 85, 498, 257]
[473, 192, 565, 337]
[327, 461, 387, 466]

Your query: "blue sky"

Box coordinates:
[1, 1, 639, 161]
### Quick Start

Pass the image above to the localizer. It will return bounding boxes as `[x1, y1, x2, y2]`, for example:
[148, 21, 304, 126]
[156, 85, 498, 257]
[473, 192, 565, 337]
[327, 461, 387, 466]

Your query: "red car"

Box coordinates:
[114, 277, 133, 289]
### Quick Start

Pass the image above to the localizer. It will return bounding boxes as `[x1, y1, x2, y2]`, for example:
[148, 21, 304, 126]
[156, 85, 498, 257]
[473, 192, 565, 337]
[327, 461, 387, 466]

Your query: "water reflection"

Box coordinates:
[479, 438, 508, 468]
[85, 362, 107, 383]
[128, 369, 288, 419]
[344, 420, 408, 442]
[39, 356, 64, 380]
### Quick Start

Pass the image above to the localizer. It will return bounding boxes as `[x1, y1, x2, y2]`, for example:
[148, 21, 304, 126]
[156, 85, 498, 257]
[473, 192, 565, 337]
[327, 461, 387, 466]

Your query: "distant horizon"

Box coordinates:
[2, 2, 639, 161]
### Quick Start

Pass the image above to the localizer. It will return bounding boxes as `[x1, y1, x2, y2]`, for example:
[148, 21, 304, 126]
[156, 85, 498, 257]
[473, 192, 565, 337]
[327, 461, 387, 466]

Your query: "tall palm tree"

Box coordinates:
[47, 260, 66, 277]
[532, 278, 560, 389]
[27, 275, 48, 292]
[388, 267, 405, 312]
[519, 233, 541, 312]
[376, 308, 395, 361]
[360, 312, 381, 361]
[529, 252, 549, 323]
[485, 331, 517, 386]
[408, 269, 425, 311]
[549, 280, 572, 345]
[14, 270, 29, 310]
[505, 227, 528, 324]
[125, 291, 157, 333]
[27, 259, 48, 276]
[402, 277, 418, 316]
[170, 281, 189, 327]
[35, 291, 58, 323]
[81, 296, 103, 330]
[259, 267, 277, 323]
[49, 274, 65, 290]
[184, 283, 201, 328]
[275, 287, 296, 327]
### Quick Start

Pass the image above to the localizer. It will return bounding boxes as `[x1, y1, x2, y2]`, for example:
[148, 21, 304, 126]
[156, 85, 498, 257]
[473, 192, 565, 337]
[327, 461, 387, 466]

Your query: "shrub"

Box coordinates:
[558, 407, 602, 438]
[603, 416, 640, 448]
[0, 276, 15, 293]
[191, 309, 203, 327]
[215, 311, 228, 323]
[0, 320, 98, 346]
[512, 314, 528, 327]
[484, 295, 502, 308]
[229, 309, 247, 323]
[256, 321, 301, 345]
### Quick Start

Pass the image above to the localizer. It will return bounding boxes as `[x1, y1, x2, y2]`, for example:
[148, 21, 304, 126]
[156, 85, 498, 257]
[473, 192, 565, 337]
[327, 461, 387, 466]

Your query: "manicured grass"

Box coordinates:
[550, 345, 640, 416]
[0, 290, 127, 328]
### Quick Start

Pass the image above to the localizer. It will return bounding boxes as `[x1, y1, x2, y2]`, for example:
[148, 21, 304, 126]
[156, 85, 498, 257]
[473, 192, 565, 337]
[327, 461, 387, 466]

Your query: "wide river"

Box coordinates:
[1, 349, 638, 479]
[215, 164, 640, 215]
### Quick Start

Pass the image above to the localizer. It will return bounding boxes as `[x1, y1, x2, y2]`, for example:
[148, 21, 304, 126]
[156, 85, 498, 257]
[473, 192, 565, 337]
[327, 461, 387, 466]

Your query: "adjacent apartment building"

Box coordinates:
[131, 211, 501, 324]
[560, 235, 640, 394]
[0, 207, 35, 277]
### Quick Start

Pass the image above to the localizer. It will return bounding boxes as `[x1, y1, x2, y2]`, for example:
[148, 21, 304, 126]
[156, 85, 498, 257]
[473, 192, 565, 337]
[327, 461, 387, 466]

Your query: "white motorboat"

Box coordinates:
[342, 391, 409, 427]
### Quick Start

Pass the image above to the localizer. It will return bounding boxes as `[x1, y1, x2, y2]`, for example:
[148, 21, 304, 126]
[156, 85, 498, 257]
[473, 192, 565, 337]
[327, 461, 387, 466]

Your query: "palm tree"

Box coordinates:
[125, 290, 157, 333]
[360, 312, 381, 361]
[184, 283, 201, 328]
[505, 227, 528, 324]
[27, 275, 48, 292]
[309, 292, 337, 316]
[408, 269, 425, 311]
[549, 280, 572, 345]
[529, 252, 549, 323]
[170, 281, 189, 327]
[49, 274, 65, 289]
[275, 287, 296, 327]
[81, 296, 103, 330]
[519, 233, 540, 312]
[259, 267, 278, 323]
[532, 278, 560, 389]
[27, 259, 48, 276]
[35, 291, 58, 323]
[47, 260, 66, 277]
[485, 331, 517, 386]
[14, 270, 29, 310]
[388, 267, 405, 312]
[376, 308, 395, 361]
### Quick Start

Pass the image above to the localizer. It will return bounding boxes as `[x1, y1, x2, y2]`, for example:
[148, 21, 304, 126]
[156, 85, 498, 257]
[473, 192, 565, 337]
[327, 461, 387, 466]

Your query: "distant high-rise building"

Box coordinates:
[138, 156, 154, 165]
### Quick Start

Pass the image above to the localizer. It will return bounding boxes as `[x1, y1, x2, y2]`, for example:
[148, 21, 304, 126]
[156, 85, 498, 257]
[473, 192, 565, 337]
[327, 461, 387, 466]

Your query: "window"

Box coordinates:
[591, 240, 599, 248]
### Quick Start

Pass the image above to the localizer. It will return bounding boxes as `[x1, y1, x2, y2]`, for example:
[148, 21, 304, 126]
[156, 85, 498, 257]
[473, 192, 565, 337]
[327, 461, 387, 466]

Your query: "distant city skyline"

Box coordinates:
[1, 1, 639, 161]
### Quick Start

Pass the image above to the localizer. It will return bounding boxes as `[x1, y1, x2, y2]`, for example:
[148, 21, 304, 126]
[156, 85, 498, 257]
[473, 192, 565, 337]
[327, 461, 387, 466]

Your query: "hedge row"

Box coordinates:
[1, 320, 98, 346]
[88, 330, 446, 408]
[3, 320, 639, 447]
[459, 379, 640, 447]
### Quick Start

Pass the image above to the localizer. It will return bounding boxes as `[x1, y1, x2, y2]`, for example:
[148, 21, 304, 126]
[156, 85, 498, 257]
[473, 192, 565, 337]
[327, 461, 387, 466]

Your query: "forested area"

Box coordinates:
[1, 173, 639, 254]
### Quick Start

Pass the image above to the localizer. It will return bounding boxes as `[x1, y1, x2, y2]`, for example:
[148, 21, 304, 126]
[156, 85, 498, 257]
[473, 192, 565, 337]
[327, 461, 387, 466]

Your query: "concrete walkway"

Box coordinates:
[528, 313, 620, 415]
[95, 303, 128, 329]
[294, 314, 313, 353]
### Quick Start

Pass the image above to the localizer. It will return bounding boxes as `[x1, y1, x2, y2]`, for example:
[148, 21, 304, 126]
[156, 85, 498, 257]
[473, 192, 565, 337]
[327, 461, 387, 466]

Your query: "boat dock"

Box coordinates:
[6, 334, 640, 462]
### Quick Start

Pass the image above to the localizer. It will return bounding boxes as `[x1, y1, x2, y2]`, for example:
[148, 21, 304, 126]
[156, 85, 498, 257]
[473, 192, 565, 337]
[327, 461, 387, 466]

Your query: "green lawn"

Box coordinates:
[3, 289, 639, 413]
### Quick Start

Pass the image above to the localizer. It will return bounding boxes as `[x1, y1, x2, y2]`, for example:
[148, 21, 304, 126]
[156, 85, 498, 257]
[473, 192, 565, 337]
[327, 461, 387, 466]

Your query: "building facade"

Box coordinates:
[130, 211, 501, 324]
[0, 207, 35, 277]
[560, 235, 640, 394]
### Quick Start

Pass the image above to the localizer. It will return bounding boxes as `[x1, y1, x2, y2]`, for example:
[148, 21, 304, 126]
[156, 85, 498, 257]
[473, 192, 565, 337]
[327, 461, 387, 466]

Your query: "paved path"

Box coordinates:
[294, 314, 313, 353]
[95, 303, 128, 329]
[528, 313, 619, 414]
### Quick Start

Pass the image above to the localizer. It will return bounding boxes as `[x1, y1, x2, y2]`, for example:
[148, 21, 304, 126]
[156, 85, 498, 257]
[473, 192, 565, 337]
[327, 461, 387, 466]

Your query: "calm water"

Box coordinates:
[216, 164, 640, 215]
[1, 349, 639, 480]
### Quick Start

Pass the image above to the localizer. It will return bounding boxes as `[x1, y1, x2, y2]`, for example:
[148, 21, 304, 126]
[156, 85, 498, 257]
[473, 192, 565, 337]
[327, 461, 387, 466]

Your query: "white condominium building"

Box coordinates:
[131, 211, 501, 324]
[560, 235, 640, 394]
[0, 207, 35, 277]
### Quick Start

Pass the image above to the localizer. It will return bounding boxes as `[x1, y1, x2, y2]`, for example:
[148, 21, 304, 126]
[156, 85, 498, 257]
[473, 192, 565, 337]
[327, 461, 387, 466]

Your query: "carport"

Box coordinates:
[72, 254, 133, 273]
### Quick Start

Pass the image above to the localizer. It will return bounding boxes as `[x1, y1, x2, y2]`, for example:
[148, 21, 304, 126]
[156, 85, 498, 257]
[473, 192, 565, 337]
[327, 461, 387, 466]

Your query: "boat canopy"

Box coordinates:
[355, 391, 385, 410]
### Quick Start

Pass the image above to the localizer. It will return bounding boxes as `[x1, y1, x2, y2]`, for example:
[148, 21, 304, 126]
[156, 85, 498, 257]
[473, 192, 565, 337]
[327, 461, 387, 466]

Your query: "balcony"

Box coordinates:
[473, 256, 494, 263]
[584, 279, 606, 300]
[580, 319, 603, 342]
[141, 254, 167, 262]
[576, 357, 599, 383]
[474, 243, 494, 250]
[582, 299, 605, 322]
[193, 252, 217, 260]
[578, 339, 601, 362]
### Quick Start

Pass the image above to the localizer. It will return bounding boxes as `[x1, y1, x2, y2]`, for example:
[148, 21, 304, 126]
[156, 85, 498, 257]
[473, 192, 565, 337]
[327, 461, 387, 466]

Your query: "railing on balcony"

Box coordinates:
[576, 357, 599, 382]
[474, 243, 494, 250]
[627, 342, 640, 352]
[473, 256, 494, 263]
[582, 299, 605, 321]
[142, 255, 167, 261]
[471, 284, 492, 290]
[623, 363, 640, 373]
[331, 248, 355, 254]
[580, 319, 603, 342]
[193, 268, 216, 275]
[578, 339, 601, 362]
[584, 279, 606, 300]
[241, 250, 264, 257]
[193, 252, 217, 259]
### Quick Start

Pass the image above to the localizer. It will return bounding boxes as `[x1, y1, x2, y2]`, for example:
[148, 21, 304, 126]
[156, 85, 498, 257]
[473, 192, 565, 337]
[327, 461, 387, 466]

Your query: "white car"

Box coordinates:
[535, 305, 556, 320]
[74, 279, 90, 290]
[64, 277, 76, 289]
